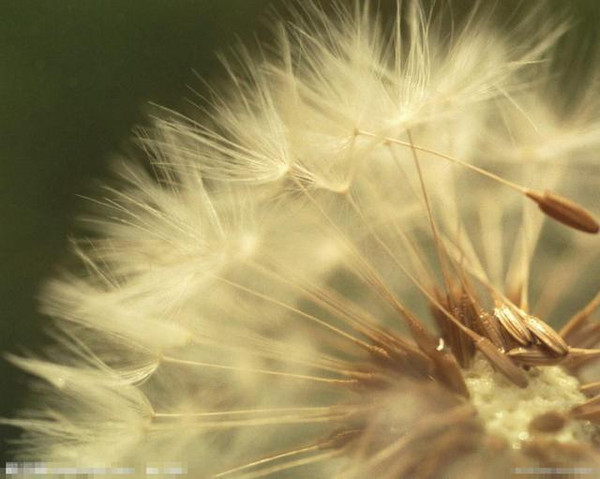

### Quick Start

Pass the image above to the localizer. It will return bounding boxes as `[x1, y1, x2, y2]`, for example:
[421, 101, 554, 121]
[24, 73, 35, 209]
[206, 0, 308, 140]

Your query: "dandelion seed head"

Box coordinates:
[6, 0, 600, 477]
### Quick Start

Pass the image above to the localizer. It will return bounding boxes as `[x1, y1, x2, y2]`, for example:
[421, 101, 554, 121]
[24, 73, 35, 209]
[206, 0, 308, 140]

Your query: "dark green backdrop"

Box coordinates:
[1, 0, 598, 464]
[0, 0, 279, 461]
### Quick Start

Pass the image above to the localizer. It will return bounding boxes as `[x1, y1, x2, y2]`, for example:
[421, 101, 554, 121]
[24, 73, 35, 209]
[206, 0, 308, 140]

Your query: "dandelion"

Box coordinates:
[5, 1, 600, 477]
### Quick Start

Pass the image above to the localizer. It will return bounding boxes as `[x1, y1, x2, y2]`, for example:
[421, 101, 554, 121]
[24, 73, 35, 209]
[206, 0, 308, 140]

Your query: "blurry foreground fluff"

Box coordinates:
[7, 1, 600, 477]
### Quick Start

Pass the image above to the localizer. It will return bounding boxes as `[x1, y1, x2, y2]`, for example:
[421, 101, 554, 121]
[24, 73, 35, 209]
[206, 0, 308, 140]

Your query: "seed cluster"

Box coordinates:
[7, 2, 600, 477]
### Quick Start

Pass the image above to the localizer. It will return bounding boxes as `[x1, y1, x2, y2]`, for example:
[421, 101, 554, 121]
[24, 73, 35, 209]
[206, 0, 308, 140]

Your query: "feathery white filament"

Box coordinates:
[7, 1, 600, 476]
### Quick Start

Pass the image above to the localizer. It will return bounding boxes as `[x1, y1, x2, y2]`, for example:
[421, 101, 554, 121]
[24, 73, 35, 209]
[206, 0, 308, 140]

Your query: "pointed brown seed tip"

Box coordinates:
[477, 312, 507, 349]
[529, 411, 567, 433]
[521, 314, 569, 356]
[476, 337, 528, 388]
[580, 381, 600, 397]
[526, 189, 599, 234]
[493, 302, 533, 346]
[507, 346, 565, 366]
[570, 402, 600, 422]
[431, 350, 470, 398]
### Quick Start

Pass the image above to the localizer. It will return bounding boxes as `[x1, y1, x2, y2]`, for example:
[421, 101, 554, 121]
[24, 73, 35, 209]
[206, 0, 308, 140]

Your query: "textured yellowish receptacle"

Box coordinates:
[465, 356, 595, 447]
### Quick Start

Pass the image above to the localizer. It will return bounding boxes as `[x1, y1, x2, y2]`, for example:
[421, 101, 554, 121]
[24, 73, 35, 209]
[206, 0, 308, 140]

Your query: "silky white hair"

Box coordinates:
[6, 1, 600, 477]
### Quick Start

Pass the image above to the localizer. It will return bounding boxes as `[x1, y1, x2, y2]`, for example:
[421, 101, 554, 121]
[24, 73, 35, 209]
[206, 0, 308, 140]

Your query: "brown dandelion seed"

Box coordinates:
[493, 302, 533, 346]
[474, 337, 528, 388]
[507, 345, 565, 367]
[521, 314, 569, 356]
[476, 312, 507, 350]
[525, 189, 599, 234]
[529, 411, 568, 434]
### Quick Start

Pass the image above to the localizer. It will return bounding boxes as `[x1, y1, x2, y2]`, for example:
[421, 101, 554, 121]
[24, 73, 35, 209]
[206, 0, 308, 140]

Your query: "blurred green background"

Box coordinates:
[0, 0, 279, 461]
[1, 0, 598, 465]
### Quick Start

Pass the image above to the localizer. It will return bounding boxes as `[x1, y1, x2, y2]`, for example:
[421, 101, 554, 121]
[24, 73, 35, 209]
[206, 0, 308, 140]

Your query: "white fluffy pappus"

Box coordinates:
[6, 1, 600, 478]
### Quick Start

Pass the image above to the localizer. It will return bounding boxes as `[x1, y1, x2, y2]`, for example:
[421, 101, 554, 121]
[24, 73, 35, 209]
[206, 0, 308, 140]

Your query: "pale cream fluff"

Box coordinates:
[5, 1, 600, 477]
[465, 356, 593, 447]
